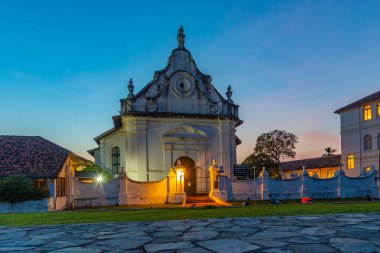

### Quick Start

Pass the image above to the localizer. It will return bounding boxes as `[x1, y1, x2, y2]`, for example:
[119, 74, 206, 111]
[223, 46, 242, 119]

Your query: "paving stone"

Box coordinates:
[288, 243, 336, 253]
[97, 230, 147, 239]
[182, 230, 219, 241]
[197, 238, 260, 253]
[249, 231, 299, 239]
[286, 235, 323, 244]
[246, 239, 288, 247]
[332, 243, 380, 252]
[0, 239, 46, 247]
[353, 225, 380, 231]
[35, 240, 78, 250]
[329, 237, 369, 244]
[154, 231, 183, 237]
[172, 224, 192, 231]
[51, 246, 102, 253]
[261, 249, 292, 253]
[144, 241, 194, 252]
[177, 247, 212, 253]
[2, 213, 380, 252]
[151, 236, 183, 243]
[96, 236, 153, 250]
[300, 226, 337, 236]
[0, 231, 27, 241]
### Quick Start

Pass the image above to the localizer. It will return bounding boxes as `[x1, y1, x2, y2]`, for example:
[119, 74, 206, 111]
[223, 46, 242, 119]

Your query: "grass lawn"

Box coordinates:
[1, 202, 380, 227]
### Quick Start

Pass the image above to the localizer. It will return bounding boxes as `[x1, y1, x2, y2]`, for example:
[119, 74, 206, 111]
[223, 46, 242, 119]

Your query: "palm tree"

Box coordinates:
[322, 147, 337, 157]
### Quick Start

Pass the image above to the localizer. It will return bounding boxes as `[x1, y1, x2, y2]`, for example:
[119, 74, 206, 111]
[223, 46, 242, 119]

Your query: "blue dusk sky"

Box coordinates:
[0, 0, 379, 163]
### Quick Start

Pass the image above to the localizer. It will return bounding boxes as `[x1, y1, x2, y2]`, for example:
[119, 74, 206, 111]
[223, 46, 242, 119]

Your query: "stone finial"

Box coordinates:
[127, 78, 134, 98]
[177, 26, 185, 49]
[226, 85, 233, 101]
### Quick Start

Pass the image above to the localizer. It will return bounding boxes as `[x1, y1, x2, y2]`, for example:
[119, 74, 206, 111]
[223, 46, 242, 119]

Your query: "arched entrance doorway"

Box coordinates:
[176, 156, 197, 196]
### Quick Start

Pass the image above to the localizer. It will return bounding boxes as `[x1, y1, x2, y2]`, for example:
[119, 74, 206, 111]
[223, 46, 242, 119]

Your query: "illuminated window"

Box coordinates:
[363, 135, 372, 150]
[327, 170, 334, 178]
[363, 105, 372, 121]
[308, 171, 313, 177]
[365, 167, 372, 173]
[347, 155, 355, 169]
[112, 147, 120, 174]
[378, 102, 380, 117]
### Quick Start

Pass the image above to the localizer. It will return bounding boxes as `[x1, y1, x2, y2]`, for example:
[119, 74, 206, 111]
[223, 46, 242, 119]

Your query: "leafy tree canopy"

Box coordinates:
[243, 130, 298, 178]
[242, 153, 276, 178]
[254, 130, 298, 165]
[82, 164, 113, 182]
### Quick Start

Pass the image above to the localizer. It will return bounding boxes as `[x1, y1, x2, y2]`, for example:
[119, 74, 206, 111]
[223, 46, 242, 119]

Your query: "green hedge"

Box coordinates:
[0, 176, 50, 203]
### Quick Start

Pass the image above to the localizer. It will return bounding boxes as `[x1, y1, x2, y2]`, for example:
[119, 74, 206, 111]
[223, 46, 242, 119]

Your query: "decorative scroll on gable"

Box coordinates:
[120, 27, 240, 121]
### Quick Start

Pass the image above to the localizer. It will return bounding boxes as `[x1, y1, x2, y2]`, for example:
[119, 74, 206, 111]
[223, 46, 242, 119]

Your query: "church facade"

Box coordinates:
[89, 27, 242, 196]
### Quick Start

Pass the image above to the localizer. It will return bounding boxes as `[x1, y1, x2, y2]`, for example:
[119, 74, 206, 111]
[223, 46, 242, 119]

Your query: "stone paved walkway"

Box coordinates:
[1, 213, 380, 252]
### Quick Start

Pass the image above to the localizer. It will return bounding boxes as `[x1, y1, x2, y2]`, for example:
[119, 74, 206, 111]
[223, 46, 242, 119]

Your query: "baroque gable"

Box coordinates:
[120, 27, 240, 121]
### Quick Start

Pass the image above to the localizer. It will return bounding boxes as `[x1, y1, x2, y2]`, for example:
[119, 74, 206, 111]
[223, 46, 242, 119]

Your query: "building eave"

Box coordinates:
[334, 90, 380, 114]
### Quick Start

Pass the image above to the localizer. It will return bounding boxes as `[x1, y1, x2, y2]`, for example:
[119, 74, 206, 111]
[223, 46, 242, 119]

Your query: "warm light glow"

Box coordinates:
[365, 167, 372, 172]
[378, 102, 380, 117]
[176, 170, 184, 180]
[364, 105, 372, 121]
[308, 171, 313, 177]
[327, 170, 334, 178]
[96, 175, 103, 183]
[347, 155, 354, 169]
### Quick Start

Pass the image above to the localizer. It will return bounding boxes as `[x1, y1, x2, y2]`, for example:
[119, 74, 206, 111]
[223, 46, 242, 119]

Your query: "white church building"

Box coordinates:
[88, 27, 242, 196]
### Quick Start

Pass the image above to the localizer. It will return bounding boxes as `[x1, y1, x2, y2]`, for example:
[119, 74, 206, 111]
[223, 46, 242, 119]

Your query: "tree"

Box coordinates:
[254, 130, 298, 178]
[322, 147, 337, 157]
[82, 164, 113, 182]
[242, 153, 276, 178]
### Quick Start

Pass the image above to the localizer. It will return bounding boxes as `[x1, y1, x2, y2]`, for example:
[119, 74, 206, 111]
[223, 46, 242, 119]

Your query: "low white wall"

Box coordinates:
[220, 170, 378, 201]
[48, 196, 68, 211]
[72, 178, 119, 208]
[0, 198, 49, 213]
[125, 177, 168, 205]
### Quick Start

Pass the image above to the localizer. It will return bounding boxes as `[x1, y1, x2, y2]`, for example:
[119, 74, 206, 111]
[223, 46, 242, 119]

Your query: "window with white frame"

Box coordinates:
[363, 135, 372, 150]
[364, 105, 372, 121]
[112, 147, 120, 174]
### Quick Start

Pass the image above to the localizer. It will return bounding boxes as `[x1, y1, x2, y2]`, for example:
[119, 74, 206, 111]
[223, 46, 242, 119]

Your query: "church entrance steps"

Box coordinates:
[184, 195, 228, 207]
[186, 195, 214, 203]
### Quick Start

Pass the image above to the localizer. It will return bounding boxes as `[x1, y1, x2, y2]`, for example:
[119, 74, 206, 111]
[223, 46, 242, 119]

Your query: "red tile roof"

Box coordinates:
[0, 136, 72, 178]
[280, 155, 342, 171]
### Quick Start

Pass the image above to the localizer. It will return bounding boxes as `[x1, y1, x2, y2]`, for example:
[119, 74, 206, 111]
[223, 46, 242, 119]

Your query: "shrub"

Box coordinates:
[0, 177, 50, 203]
[29, 188, 50, 200]
[0, 176, 32, 203]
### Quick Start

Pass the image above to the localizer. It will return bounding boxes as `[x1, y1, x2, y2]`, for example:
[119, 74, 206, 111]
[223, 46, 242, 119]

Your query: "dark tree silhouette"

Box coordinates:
[322, 147, 337, 157]
[252, 130, 298, 178]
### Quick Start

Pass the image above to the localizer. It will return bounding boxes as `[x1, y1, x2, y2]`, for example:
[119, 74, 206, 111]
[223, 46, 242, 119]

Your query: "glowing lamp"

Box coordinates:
[96, 175, 103, 183]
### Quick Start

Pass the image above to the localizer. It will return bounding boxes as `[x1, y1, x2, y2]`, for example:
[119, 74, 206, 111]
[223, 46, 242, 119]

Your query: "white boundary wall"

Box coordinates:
[218, 169, 378, 201]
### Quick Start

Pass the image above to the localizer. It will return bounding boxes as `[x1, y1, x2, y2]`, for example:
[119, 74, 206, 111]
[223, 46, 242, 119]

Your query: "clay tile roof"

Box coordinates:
[280, 155, 341, 171]
[0, 136, 71, 178]
[334, 91, 380, 114]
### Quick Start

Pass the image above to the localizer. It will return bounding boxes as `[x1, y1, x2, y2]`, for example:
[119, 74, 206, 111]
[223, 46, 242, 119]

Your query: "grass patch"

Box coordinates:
[1, 202, 380, 227]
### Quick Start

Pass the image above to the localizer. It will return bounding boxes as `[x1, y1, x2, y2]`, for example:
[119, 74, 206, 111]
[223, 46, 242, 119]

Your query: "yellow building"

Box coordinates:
[281, 155, 341, 179]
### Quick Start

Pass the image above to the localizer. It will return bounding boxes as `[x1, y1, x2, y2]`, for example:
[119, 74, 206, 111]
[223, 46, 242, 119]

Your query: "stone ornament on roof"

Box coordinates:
[177, 25, 185, 49]
[226, 85, 233, 102]
[127, 78, 134, 99]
